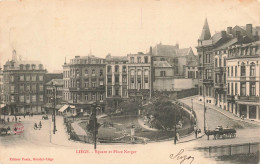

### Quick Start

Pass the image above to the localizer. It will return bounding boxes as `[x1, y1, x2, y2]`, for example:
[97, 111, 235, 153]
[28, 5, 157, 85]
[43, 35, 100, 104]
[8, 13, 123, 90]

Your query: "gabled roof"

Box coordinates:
[199, 18, 211, 40]
[214, 38, 238, 50]
[46, 79, 63, 86]
[153, 61, 172, 68]
[176, 47, 193, 57]
[152, 44, 178, 57]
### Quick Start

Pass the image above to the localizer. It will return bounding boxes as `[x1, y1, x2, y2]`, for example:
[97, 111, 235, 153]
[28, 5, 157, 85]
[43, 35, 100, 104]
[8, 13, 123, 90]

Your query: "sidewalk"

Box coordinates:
[71, 121, 87, 135]
[190, 96, 260, 126]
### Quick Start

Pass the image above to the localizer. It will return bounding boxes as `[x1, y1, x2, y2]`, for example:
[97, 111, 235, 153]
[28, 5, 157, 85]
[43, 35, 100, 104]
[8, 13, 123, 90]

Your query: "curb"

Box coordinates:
[192, 99, 260, 126]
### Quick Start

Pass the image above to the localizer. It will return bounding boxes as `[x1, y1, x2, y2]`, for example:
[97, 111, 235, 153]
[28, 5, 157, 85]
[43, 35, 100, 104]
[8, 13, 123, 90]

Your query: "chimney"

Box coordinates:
[176, 43, 179, 49]
[221, 30, 227, 38]
[227, 27, 232, 35]
[149, 46, 152, 55]
[246, 24, 252, 35]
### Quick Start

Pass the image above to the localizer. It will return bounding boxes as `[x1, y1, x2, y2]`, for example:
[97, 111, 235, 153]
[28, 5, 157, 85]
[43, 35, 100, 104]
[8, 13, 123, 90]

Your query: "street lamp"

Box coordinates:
[51, 85, 57, 134]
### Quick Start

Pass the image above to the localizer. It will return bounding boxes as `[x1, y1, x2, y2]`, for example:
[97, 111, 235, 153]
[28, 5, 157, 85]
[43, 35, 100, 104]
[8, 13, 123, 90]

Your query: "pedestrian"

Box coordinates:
[14, 127, 17, 135]
[39, 121, 42, 129]
[7, 117, 9, 122]
[15, 117, 17, 123]
[195, 129, 198, 138]
[23, 114, 25, 118]
[12, 117, 14, 122]
[34, 123, 38, 130]
[31, 113, 33, 117]
[7, 126, 11, 135]
[19, 117, 21, 122]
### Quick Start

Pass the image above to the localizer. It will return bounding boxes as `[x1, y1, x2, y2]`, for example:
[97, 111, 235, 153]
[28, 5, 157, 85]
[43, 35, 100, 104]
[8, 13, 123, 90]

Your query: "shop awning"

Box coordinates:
[58, 105, 69, 112]
[70, 105, 75, 109]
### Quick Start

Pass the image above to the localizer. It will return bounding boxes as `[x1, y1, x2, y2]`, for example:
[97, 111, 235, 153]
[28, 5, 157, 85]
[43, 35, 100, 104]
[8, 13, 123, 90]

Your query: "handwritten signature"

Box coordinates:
[169, 149, 194, 164]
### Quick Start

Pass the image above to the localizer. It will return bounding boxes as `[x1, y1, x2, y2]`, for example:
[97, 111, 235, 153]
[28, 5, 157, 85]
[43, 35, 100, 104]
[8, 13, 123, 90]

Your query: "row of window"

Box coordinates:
[215, 58, 227, 67]
[107, 76, 127, 83]
[64, 69, 104, 78]
[107, 87, 128, 97]
[227, 82, 256, 96]
[69, 58, 104, 65]
[19, 64, 43, 70]
[228, 46, 259, 57]
[107, 65, 127, 73]
[9, 95, 44, 103]
[64, 92, 104, 101]
[130, 56, 149, 64]
[227, 63, 255, 77]
[6, 75, 43, 82]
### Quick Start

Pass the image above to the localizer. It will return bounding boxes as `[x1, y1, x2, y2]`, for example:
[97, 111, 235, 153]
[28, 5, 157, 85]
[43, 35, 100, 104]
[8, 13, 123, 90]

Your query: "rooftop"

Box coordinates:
[153, 61, 172, 68]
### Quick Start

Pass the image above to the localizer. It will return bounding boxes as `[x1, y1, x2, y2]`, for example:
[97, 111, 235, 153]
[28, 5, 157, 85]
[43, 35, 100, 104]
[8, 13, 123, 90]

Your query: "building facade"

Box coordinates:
[127, 52, 152, 104]
[153, 61, 174, 91]
[62, 55, 106, 115]
[105, 55, 128, 108]
[196, 19, 259, 105]
[44, 79, 64, 114]
[226, 41, 260, 121]
[3, 50, 46, 115]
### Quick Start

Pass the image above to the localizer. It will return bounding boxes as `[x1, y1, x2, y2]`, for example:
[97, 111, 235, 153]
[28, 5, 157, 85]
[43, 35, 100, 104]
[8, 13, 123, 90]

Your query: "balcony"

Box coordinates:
[227, 95, 235, 102]
[240, 77, 246, 81]
[236, 96, 259, 102]
[214, 83, 224, 88]
[197, 64, 203, 70]
[203, 79, 214, 84]
[249, 76, 256, 81]
[214, 67, 224, 73]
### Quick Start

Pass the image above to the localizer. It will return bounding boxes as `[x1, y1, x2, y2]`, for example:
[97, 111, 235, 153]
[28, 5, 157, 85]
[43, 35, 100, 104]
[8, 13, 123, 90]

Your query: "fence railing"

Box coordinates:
[195, 142, 260, 157]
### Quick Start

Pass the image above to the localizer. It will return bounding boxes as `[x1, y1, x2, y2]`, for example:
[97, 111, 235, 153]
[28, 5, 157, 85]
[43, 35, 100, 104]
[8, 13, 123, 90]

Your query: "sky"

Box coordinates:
[0, 0, 259, 72]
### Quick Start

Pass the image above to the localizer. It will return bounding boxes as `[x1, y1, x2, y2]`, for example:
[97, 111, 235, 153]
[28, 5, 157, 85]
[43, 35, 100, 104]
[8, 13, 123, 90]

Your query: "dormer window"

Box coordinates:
[39, 64, 43, 70]
[20, 64, 24, 70]
[26, 64, 30, 70]
[31, 64, 36, 70]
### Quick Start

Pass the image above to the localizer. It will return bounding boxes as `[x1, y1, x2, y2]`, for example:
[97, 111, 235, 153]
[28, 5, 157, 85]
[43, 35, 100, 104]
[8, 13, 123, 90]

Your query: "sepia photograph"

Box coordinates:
[0, 0, 259, 163]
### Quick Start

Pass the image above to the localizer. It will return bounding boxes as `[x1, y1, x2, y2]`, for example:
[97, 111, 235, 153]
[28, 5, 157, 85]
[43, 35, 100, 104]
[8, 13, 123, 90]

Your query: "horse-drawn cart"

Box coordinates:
[205, 126, 236, 140]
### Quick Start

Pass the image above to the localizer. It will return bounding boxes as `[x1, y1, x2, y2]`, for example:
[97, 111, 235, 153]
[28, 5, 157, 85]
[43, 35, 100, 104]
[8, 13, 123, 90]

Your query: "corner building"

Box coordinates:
[226, 41, 260, 121]
[63, 55, 106, 115]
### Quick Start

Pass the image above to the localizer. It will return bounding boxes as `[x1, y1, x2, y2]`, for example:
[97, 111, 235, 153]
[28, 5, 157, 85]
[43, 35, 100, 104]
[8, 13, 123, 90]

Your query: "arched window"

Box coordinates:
[241, 62, 246, 76]
[250, 63, 255, 76]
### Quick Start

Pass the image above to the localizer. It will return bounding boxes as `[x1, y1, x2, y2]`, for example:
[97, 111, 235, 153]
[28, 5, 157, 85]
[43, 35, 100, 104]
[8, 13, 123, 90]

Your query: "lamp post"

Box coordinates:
[190, 98, 193, 120]
[52, 85, 57, 134]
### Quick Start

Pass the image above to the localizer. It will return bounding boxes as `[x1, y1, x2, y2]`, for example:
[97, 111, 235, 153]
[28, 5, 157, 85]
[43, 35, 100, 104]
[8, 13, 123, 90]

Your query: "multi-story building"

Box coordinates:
[62, 55, 106, 115]
[44, 79, 63, 114]
[127, 52, 152, 104]
[3, 50, 46, 115]
[226, 41, 260, 121]
[196, 19, 259, 105]
[152, 43, 196, 78]
[213, 24, 260, 111]
[105, 54, 128, 108]
[153, 61, 175, 91]
[0, 68, 3, 104]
